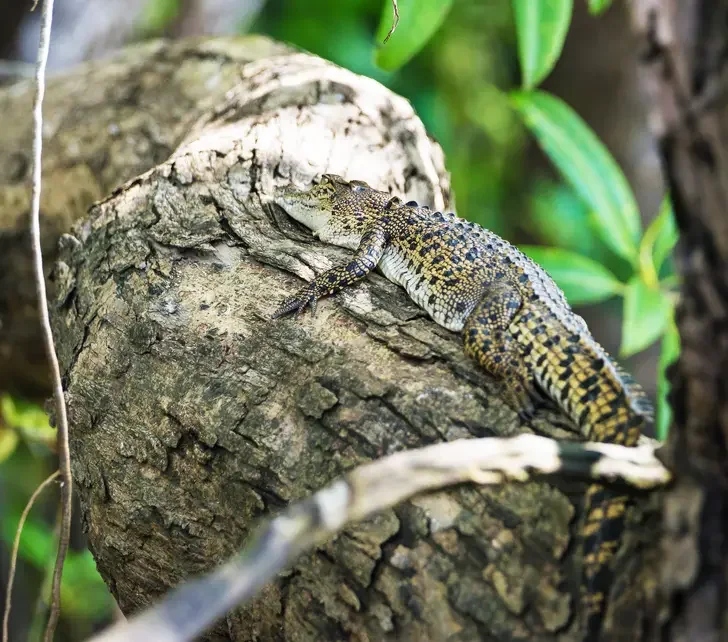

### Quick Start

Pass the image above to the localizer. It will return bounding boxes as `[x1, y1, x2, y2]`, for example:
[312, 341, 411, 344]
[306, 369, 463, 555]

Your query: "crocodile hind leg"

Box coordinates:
[462, 280, 537, 421]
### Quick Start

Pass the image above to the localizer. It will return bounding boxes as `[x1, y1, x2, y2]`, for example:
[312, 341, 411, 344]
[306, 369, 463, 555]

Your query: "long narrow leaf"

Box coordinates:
[620, 276, 672, 357]
[512, 91, 642, 264]
[652, 194, 679, 273]
[512, 0, 573, 89]
[374, 0, 454, 71]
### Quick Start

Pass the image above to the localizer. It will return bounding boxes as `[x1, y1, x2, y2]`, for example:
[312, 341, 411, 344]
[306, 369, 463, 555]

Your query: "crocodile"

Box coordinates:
[271, 173, 654, 639]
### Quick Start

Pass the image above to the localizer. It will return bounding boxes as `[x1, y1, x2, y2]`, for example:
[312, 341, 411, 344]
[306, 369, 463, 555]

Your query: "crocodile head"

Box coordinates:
[275, 174, 398, 248]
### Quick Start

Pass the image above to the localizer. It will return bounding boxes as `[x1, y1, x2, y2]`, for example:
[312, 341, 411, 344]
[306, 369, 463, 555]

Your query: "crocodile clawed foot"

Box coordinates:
[271, 283, 318, 319]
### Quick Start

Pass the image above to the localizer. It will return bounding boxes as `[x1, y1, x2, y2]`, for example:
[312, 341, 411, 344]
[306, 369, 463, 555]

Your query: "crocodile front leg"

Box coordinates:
[272, 226, 389, 318]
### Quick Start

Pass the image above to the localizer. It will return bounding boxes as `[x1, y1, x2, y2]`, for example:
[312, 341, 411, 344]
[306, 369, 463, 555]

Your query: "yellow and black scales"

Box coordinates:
[272, 174, 654, 639]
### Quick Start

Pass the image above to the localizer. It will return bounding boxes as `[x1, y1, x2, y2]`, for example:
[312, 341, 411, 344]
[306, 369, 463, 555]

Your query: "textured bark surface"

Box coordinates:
[0, 36, 292, 399]
[0, 27, 666, 642]
[629, 1, 728, 640]
[46, 44, 661, 641]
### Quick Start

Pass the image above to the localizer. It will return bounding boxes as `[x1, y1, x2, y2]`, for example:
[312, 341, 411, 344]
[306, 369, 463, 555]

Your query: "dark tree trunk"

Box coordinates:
[629, 1, 728, 640]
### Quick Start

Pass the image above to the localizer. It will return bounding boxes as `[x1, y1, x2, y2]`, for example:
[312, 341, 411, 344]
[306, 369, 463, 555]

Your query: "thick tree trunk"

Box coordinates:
[41, 41, 660, 641]
[629, 1, 728, 640]
[0, 35, 672, 640]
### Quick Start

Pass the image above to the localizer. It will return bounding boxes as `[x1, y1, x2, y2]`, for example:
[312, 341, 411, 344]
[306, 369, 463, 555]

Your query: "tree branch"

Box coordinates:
[88, 435, 669, 642]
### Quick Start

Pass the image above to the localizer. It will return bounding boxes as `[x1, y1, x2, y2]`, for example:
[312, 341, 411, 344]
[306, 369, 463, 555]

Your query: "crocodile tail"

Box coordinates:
[577, 358, 649, 639]
[613, 362, 654, 421]
[580, 483, 630, 640]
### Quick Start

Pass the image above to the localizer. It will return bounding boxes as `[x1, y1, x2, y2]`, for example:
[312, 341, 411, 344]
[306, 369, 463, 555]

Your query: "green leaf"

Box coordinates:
[511, 90, 642, 263]
[519, 246, 624, 305]
[652, 194, 679, 272]
[2, 514, 54, 567]
[638, 193, 679, 287]
[62, 549, 114, 619]
[139, 0, 181, 33]
[1, 514, 112, 619]
[0, 427, 19, 463]
[587, 0, 613, 15]
[1, 395, 55, 446]
[512, 0, 573, 89]
[620, 276, 672, 357]
[656, 315, 680, 441]
[374, 0, 454, 71]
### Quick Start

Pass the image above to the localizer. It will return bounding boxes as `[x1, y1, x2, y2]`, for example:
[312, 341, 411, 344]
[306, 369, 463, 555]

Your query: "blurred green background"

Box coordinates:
[256, 0, 522, 237]
[0, 0, 676, 639]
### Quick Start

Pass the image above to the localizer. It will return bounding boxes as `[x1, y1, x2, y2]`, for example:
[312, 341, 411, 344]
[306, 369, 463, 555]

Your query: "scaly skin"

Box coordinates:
[271, 174, 653, 640]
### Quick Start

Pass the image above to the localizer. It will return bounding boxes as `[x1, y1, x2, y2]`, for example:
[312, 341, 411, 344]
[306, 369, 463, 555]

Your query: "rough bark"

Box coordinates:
[0, 36, 292, 399]
[629, 1, 728, 640]
[45, 42, 661, 641]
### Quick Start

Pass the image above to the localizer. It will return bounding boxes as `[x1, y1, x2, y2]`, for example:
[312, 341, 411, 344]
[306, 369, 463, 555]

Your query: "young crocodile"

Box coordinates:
[271, 174, 653, 639]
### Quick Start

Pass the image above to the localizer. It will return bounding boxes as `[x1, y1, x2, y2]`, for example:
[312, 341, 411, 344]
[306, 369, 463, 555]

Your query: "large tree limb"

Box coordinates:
[0, 32, 668, 642]
[42, 42, 663, 641]
[89, 435, 669, 642]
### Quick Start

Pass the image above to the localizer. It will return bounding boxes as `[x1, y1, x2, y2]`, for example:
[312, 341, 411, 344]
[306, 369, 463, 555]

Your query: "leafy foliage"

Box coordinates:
[511, 90, 642, 263]
[0, 396, 113, 632]
[374, 0, 454, 71]
[621, 276, 672, 358]
[0, 514, 112, 619]
[648, 196, 679, 278]
[512, 0, 572, 89]
[0, 394, 57, 461]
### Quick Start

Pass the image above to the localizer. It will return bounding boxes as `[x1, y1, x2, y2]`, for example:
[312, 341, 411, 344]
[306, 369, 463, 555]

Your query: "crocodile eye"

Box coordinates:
[385, 196, 402, 210]
[351, 184, 367, 193]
